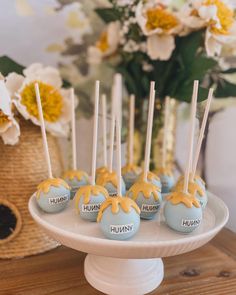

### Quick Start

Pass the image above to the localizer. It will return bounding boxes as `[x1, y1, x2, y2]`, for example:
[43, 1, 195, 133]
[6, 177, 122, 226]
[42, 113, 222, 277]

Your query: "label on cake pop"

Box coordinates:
[141, 204, 160, 212]
[48, 194, 69, 205]
[81, 203, 102, 212]
[181, 218, 201, 227]
[110, 223, 134, 234]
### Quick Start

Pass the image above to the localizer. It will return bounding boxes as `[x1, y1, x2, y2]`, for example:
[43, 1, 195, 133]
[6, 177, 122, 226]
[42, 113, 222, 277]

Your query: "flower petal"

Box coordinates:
[1, 118, 20, 145]
[147, 34, 175, 60]
[87, 46, 102, 65]
[205, 29, 222, 56]
[5, 73, 24, 98]
[0, 80, 12, 115]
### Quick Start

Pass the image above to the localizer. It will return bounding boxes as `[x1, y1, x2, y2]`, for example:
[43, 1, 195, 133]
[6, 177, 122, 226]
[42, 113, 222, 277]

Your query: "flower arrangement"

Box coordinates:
[89, 0, 236, 105]
[0, 60, 74, 145]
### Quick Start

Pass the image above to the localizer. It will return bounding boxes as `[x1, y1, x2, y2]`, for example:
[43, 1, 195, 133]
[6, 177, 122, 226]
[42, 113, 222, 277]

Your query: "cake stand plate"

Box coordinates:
[29, 192, 228, 295]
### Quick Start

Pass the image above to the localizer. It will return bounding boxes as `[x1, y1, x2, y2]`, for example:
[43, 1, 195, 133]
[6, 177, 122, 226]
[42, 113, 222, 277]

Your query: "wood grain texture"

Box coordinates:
[0, 228, 235, 295]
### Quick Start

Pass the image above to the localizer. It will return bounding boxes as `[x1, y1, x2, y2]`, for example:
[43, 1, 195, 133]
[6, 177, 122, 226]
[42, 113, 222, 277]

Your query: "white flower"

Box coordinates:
[0, 79, 20, 145]
[135, 1, 181, 60]
[5, 63, 74, 137]
[179, 0, 236, 57]
[88, 22, 120, 64]
[116, 0, 135, 7]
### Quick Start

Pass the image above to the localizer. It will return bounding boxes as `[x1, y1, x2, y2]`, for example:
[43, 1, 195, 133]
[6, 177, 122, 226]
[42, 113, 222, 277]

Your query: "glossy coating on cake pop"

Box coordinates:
[36, 178, 70, 213]
[164, 191, 202, 233]
[127, 180, 162, 219]
[97, 196, 140, 240]
[122, 164, 142, 190]
[96, 170, 126, 196]
[75, 185, 108, 222]
[63, 170, 89, 199]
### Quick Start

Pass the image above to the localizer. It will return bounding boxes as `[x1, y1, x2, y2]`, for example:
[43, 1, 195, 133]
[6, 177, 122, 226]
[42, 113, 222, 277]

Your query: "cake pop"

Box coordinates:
[63, 88, 89, 199]
[96, 74, 126, 196]
[127, 82, 162, 220]
[97, 117, 140, 240]
[122, 94, 142, 190]
[156, 97, 175, 193]
[164, 81, 202, 233]
[75, 81, 108, 221]
[34, 83, 70, 213]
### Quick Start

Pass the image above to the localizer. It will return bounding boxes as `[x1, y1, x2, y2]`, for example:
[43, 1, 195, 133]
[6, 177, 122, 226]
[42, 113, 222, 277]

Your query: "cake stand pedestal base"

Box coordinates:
[84, 254, 164, 295]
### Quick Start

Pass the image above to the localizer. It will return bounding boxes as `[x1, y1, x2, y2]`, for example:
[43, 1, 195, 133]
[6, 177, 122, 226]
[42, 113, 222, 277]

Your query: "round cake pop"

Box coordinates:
[128, 82, 162, 219]
[122, 95, 141, 189]
[164, 80, 203, 233]
[96, 170, 126, 196]
[63, 88, 89, 199]
[97, 115, 140, 240]
[34, 83, 70, 213]
[138, 171, 162, 189]
[75, 81, 109, 221]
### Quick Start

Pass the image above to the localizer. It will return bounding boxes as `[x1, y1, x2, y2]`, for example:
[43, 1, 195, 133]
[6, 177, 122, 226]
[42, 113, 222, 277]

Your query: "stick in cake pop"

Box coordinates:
[34, 83, 70, 213]
[164, 80, 202, 233]
[75, 81, 108, 221]
[97, 116, 140, 240]
[63, 88, 89, 199]
[122, 94, 142, 189]
[96, 75, 126, 196]
[156, 96, 175, 193]
[127, 82, 162, 220]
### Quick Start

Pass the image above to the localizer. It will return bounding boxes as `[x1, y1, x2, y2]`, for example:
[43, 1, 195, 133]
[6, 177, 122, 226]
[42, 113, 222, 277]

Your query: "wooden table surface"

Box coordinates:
[0, 228, 235, 295]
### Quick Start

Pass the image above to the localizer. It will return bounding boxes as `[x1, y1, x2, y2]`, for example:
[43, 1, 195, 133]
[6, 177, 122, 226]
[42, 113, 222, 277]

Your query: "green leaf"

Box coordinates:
[62, 79, 71, 88]
[175, 82, 209, 102]
[215, 79, 236, 97]
[0, 55, 24, 76]
[95, 8, 121, 23]
[189, 56, 217, 80]
[221, 68, 236, 74]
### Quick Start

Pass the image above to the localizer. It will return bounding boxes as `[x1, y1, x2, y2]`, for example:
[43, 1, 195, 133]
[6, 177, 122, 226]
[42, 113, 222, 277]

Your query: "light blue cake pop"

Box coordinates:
[122, 164, 142, 190]
[75, 185, 109, 222]
[155, 167, 175, 193]
[97, 196, 140, 240]
[164, 191, 202, 233]
[138, 171, 162, 189]
[127, 180, 162, 220]
[63, 170, 89, 199]
[36, 178, 70, 213]
[96, 170, 126, 196]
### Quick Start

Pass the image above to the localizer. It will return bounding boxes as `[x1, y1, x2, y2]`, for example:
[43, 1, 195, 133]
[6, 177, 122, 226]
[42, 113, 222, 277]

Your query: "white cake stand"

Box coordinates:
[29, 192, 228, 295]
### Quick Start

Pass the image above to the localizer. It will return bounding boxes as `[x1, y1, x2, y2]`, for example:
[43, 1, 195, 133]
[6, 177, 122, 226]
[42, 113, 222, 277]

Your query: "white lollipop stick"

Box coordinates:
[128, 94, 135, 165]
[115, 73, 122, 127]
[102, 94, 108, 167]
[162, 96, 170, 168]
[91, 81, 100, 185]
[35, 83, 53, 179]
[70, 88, 77, 170]
[191, 88, 214, 181]
[183, 80, 199, 194]
[143, 82, 155, 182]
[116, 116, 122, 196]
[108, 82, 116, 173]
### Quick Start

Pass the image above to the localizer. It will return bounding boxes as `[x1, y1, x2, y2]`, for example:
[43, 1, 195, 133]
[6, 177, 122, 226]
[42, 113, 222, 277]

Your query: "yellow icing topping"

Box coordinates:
[96, 170, 118, 188]
[36, 178, 70, 199]
[75, 185, 109, 213]
[97, 196, 140, 222]
[96, 166, 108, 176]
[155, 166, 173, 177]
[138, 171, 160, 183]
[178, 174, 205, 186]
[166, 192, 200, 208]
[128, 180, 161, 201]
[96, 31, 109, 53]
[63, 169, 89, 181]
[0, 110, 9, 124]
[122, 163, 141, 175]
[174, 181, 204, 198]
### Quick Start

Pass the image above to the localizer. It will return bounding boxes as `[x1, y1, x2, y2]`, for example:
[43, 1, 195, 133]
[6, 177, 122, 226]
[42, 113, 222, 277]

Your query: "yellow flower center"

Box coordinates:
[96, 32, 109, 53]
[20, 81, 63, 122]
[0, 110, 9, 125]
[146, 7, 179, 32]
[204, 0, 234, 34]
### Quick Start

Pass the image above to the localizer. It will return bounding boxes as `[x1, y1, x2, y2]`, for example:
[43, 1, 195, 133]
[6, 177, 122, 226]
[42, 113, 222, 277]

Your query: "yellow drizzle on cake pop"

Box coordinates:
[174, 181, 204, 197]
[155, 166, 173, 177]
[36, 178, 70, 199]
[166, 191, 200, 208]
[138, 171, 160, 183]
[97, 196, 140, 222]
[75, 185, 109, 213]
[128, 180, 161, 201]
[122, 163, 141, 175]
[177, 174, 205, 186]
[96, 166, 108, 176]
[96, 170, 118, 188]
[63, 170, 89, 181]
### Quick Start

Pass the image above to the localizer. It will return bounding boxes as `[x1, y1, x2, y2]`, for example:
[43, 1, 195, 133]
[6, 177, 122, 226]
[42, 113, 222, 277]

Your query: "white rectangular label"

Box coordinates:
[48, 194, 68, 205]
[81, 203, 101, 212]
[181, 219, 201, 227]
[141, 204, 160, 212]
[110, 223, 134, 234]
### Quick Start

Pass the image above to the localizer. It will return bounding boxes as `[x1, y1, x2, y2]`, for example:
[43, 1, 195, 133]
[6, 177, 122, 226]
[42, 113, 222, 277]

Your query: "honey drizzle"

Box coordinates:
[138, 171, 160, 182]
[174, 181, 204, 197]
[155, 166, 173, 177]
[63, 170, 89, 181]
[97, 196, 140, 222]
[166, 191, 200, 208]
[128, 180, 161, 201]
[122, 163, 141, 175]
[36, 178, 70, 199]
[75, 185, 109, 213]
[96, 170, 118, 188]
[96, 166, 108, 176]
